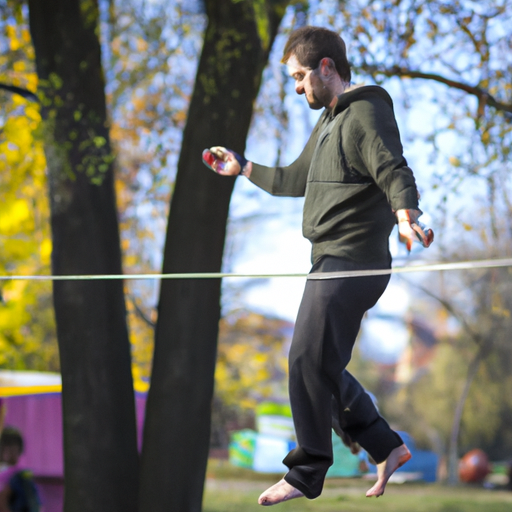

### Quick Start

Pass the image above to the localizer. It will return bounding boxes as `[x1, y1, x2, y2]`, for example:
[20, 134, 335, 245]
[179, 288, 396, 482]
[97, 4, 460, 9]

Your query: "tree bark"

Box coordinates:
[27, 2, 139, 511]
[138, 1, 289, 511]
[406, 278, 499, 484]
[447, 345, 486, 484]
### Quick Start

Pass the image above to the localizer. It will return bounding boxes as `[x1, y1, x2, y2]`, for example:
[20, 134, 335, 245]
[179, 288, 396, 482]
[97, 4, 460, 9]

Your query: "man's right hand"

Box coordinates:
[202, 146, 251, 177]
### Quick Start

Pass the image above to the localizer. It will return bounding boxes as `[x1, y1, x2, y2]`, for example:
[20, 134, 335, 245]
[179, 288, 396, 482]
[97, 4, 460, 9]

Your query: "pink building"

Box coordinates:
[0, 371, 146, 512]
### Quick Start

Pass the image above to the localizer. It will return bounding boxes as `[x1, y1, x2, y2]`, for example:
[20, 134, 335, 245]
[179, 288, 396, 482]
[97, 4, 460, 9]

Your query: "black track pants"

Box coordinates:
[283, 258, 403, 499]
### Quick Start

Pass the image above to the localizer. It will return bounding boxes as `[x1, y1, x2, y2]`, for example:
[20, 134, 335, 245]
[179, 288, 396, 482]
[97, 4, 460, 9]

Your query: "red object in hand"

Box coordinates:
[416, 222, 434, 248]
[459, 449, 491, 483]
[202, 149, 225, 173]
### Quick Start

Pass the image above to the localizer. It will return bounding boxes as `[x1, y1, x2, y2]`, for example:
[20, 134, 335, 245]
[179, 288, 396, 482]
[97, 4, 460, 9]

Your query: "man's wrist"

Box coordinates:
[238, 160, 252, 178]
[232, 152, 248, 176]
[396, 208, 421, 224]
[239, 160, 252, 177]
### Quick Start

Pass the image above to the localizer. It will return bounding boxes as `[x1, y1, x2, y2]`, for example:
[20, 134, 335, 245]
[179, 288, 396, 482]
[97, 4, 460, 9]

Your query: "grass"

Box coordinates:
[203, 460, 512, 512]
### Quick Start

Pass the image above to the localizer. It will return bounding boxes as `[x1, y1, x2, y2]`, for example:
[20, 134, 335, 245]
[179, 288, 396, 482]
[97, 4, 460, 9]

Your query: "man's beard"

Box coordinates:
[307, 92, 324, 110]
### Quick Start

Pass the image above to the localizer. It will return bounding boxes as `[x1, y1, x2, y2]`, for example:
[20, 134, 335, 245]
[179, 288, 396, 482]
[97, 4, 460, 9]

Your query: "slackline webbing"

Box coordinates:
[0, 258, 511, 281]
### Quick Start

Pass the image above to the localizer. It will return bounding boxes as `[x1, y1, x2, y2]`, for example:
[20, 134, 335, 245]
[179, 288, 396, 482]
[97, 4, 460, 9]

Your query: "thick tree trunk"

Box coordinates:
[139, 2, 289, 511]
[27, 2, 139, 511]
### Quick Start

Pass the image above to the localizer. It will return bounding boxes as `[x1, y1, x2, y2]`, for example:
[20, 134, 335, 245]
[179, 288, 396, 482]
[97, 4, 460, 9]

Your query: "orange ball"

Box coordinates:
[459, 449, 491, 483]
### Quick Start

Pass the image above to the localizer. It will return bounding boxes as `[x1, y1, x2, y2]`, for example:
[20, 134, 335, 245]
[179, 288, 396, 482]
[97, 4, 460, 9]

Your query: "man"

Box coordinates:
[203, 26, 433, 506]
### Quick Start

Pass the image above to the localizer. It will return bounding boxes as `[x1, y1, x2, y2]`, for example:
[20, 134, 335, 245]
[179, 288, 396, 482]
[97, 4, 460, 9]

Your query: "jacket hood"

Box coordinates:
[331, 85, 394, 115]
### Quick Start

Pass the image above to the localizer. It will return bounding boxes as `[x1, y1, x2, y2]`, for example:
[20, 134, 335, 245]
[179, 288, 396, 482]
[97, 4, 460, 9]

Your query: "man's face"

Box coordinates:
[287, 54, 329, 110]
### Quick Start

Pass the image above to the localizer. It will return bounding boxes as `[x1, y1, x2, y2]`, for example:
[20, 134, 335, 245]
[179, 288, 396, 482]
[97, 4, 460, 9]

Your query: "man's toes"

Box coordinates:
[366, 483, 384, 498]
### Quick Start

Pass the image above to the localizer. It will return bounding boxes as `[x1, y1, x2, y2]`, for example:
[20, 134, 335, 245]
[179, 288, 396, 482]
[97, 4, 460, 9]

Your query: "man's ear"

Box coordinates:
[319, 57, 336, 76]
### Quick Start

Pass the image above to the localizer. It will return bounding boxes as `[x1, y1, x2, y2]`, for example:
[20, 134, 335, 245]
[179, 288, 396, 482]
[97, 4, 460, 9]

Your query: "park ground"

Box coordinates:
[203, 460, 512, 512]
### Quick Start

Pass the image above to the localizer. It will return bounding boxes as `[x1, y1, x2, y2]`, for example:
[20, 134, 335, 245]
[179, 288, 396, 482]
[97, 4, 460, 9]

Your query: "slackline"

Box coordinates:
[0, 257, 511, 281]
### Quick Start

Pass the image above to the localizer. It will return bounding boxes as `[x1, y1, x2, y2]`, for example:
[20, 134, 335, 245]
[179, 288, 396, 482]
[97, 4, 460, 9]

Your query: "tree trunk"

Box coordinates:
[139, 1, 289, 511]
[447, 344, 488, 484]
[27, 2, 139, 511]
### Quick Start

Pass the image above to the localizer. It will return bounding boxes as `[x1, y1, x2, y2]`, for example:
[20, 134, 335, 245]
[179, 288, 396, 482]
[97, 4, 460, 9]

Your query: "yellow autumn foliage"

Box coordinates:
[0, 16, 58, 371]
[215, 312, 290, 411]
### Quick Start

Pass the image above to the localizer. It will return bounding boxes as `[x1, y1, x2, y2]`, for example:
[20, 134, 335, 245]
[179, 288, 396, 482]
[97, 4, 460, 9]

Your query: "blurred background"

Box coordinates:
[1, 1, 512, 511]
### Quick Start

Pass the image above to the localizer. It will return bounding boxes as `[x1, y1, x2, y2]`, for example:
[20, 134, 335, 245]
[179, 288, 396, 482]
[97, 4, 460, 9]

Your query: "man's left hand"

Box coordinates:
[396, 209, 434, 251]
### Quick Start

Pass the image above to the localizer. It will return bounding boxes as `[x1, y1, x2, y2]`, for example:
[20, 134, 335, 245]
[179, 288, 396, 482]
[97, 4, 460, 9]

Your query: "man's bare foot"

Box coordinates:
[366, 444, 412, 498]
[258, 478, 304, 506]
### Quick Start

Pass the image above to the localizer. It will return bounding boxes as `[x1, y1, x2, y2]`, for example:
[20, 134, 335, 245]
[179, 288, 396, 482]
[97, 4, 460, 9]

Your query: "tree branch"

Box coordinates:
[398, 274, 483, 347]
[126, 293, 155, 329]
[363, 65, 512, 115]
[0, 82, 38, 102]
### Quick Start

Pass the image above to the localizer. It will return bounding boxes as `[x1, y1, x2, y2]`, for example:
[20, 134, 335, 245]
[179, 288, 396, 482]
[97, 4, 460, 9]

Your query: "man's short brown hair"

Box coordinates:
[282, 26, 352, 83]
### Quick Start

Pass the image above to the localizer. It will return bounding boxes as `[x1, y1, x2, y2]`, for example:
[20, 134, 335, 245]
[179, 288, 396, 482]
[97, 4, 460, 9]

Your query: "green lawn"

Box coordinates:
[203, 461, 512, 512]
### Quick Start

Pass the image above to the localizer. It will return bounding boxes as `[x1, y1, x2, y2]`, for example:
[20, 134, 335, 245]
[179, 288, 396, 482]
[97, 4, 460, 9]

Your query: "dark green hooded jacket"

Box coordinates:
[249, 85, 420, 265]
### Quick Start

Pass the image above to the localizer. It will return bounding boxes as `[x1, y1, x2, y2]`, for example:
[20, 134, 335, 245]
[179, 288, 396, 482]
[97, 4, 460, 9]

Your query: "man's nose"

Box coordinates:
[295, 82, 304, 95]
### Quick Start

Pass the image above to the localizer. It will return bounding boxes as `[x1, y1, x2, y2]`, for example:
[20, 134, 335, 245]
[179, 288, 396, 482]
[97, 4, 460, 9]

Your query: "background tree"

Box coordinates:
[390, 199, 512, 483]
[331, 0, 512, 205]
[138, 1, 291, 511]
[26, 1, 139, 511]
[105, 0, 206, 386]
[211, 310, 292, 448]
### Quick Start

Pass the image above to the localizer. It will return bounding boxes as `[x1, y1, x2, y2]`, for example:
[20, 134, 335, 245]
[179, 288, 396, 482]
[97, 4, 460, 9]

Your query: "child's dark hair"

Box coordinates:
[0, 426, 24, 453]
